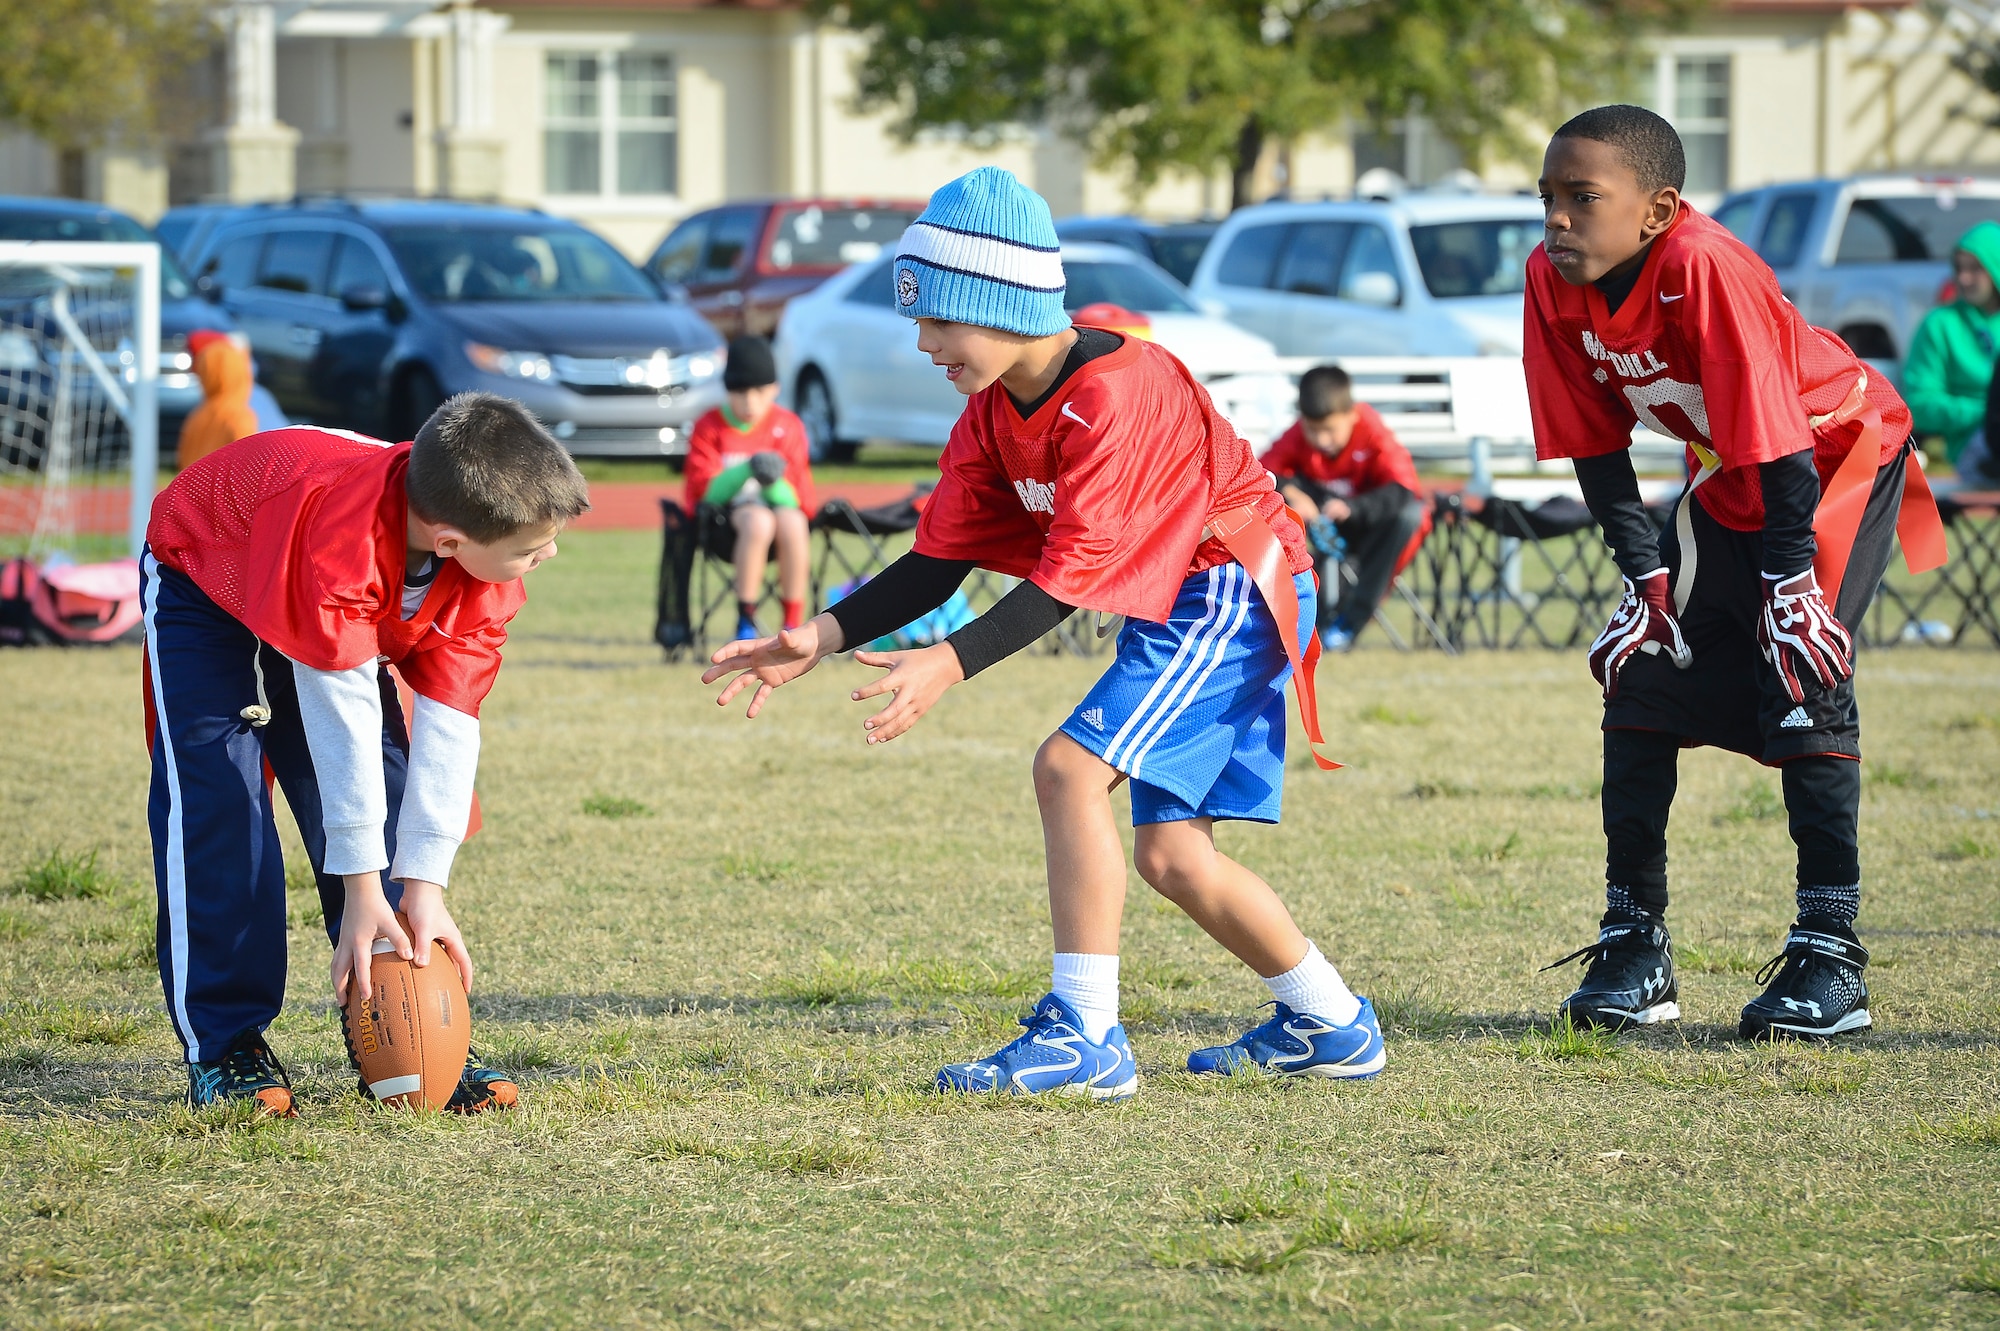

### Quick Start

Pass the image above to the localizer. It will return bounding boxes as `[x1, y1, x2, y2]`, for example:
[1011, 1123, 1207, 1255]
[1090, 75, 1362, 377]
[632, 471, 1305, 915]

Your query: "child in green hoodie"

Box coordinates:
[1902, 219, 2000, 473]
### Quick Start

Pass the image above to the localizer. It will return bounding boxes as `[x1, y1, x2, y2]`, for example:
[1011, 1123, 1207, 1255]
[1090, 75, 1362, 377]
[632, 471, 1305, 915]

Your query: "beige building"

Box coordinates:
[6, 0, 2000, 255]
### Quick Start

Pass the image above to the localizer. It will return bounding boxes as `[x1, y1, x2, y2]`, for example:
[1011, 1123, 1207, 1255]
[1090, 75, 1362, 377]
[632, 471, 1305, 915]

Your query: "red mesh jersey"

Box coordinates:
[914, 334, 1310, 624]
[146, 427, 526, 717]
[1525, 205, 1909, 531]
[684, 404, 818, 515]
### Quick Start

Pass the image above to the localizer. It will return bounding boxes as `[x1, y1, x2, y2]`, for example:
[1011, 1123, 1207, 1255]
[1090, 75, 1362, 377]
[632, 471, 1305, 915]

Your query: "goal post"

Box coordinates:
[0, 240, 160, 561]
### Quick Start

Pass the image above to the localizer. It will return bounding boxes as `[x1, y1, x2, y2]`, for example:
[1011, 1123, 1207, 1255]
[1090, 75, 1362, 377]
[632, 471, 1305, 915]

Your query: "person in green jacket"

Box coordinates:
[1902, 219, 2000, 469]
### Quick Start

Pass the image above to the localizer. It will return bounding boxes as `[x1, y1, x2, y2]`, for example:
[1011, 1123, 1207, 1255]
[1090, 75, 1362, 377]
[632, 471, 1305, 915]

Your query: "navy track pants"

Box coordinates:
[140, 551, 410, 1063]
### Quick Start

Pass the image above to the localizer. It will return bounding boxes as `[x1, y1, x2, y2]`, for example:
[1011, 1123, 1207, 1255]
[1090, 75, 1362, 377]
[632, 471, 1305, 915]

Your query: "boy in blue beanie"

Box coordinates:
[707, 167, 1382, 1097]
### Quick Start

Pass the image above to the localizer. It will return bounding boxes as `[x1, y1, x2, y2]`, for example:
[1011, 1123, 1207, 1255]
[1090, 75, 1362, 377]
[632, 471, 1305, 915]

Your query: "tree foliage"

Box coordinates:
[0, 0, 212, 149]
[814, 0, 1703, 207]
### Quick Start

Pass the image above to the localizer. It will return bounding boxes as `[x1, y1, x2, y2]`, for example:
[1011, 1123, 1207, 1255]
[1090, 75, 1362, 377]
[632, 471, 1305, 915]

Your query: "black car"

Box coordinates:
[1052, 216, 1221, 286]
[0, 195, 236, 436]
[184, 198, 725, 452]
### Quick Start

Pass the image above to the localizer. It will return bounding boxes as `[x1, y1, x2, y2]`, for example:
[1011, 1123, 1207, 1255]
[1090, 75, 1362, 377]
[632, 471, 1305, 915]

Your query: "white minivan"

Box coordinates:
[1187, 194, 1545, 357]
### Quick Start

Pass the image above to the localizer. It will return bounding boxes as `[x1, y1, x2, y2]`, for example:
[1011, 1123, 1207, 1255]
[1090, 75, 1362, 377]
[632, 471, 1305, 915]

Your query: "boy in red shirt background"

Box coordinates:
[143, 394, 588, 1113]
[683, 335, 817, 640]
[1262, 364, 1429, 650]
[1526, 106, 1943, 1041]
[707, 168, 1378, 1097]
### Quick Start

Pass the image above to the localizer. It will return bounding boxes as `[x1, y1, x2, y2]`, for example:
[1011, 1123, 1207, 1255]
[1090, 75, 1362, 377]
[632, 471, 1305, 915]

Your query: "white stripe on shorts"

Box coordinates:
[141, 552, 201, 1061]
[895, 221, 1067, 292]
[1102, 566, 1226, 769]
[1125, 567, 1255, 781]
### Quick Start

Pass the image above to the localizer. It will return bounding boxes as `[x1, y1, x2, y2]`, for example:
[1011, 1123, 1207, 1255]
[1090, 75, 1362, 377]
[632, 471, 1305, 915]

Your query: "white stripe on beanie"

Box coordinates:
[895, 221, 1066, 293]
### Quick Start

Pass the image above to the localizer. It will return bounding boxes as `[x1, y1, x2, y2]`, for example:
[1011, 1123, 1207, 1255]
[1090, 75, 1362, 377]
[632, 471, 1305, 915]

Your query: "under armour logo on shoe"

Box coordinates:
[1081, 707, 1105, 730]
[1013, 478, 1057, 515]
[1780, 705, 1812, 729]
[1781, 997, 1823, 1017]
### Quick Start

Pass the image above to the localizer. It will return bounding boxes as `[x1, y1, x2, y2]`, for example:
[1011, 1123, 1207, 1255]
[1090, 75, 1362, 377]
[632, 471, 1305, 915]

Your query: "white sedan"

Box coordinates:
[774, 242, 1296, 460]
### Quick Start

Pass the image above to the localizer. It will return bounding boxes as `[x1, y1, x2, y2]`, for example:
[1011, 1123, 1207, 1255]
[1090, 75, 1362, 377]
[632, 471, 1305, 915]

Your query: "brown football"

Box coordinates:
[341, 913, 470, 1109]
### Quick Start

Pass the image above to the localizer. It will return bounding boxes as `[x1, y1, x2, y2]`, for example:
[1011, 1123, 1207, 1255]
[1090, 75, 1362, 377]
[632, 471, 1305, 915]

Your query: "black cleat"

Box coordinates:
[1739, 927, 1871, 1040]
[446, 1047, 519, 1114]
[187, 1030, 295, 1117]
[1542, 915, 1680, 1031]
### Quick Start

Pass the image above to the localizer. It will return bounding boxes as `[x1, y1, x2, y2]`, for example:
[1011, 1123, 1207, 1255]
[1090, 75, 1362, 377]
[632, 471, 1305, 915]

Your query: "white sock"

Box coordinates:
[1051, 953, 1120, 1044]
[1263, 941, 1361, 1025]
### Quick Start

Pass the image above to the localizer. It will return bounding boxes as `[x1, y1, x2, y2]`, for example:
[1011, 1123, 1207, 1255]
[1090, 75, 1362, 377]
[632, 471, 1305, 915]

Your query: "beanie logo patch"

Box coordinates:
[896, 267, 921, 307]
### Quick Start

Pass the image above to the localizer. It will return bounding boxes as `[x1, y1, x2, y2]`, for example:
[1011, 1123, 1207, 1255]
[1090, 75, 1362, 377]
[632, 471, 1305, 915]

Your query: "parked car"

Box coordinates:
[1711, 175, 2000, 367]
[184, 198, 725, 453]
[1187, 193, 1545, 357]
[0, 195, 237, 440]
[644, 198, 926, 339]
[773, 242, 1295, 459]
[155, 203, 250, 267]
[1052, 216, 1221, 285]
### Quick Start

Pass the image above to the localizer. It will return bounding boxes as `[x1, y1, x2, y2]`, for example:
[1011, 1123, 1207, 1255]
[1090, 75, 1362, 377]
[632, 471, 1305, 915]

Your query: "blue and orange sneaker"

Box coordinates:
[187, 1030, 296, 1117]
[446, 1047, 519, 1114]
[1187, 998, 1386, 1079]
[937, 992, 1139, 1101]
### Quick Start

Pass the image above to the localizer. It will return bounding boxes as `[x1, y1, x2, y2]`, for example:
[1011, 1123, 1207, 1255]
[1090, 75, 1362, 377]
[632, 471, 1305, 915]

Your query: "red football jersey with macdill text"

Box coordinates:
[146, 427, 525, 717]
[913, 333, 1311, 624]
[1524, 205, 1908, 531]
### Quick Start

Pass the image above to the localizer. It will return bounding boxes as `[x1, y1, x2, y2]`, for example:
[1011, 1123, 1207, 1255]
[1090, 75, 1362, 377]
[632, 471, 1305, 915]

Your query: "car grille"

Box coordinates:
[556, 426, 688, 457]
[551, 353, 699, 396]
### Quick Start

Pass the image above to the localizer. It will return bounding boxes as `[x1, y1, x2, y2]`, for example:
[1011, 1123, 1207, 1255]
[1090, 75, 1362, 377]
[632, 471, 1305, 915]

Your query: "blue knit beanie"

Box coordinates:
[892, 167, 1068, 336]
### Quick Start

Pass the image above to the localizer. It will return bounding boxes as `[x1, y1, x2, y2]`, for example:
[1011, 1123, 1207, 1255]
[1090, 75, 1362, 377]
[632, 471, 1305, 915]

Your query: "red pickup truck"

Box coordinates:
[645, 198, 925, 339]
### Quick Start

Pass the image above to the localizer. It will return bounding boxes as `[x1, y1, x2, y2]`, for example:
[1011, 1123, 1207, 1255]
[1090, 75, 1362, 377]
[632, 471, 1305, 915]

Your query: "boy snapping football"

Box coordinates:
[707, 167, 1380, 1097]
[143, 394, 588, 1113]
[1526, 106, 1944, 1039]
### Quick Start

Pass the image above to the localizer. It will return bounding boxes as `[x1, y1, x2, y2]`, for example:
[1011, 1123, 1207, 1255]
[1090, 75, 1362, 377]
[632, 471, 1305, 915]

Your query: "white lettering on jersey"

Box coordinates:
[1581, 331, 1669, 381]
[1623, 377, 1710, 443]
[1014, 478, 1057, 515]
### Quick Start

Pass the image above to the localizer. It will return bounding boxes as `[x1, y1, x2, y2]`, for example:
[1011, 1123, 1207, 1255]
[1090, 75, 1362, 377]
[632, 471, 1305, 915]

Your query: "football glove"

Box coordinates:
[1758, 568, 1852, 702]
[1588, 569, 1692, 699]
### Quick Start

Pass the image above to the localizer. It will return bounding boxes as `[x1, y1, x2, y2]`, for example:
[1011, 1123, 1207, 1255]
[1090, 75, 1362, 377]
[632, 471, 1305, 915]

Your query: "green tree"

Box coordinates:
[814, 0, 1702, 208]
[0, 0, 211, 150]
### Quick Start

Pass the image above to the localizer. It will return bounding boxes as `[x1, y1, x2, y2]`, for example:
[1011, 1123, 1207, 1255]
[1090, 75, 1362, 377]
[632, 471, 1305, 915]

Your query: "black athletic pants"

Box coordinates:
[1293, 481, 1427, 632]
[1600, 442, 1909, 916]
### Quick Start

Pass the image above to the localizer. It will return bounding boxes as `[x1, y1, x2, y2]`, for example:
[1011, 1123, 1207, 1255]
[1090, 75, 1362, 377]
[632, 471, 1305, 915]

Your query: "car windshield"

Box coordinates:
[0, 211, 193, 299]
[1837, 193, 2000, 264]
[385, 225, 658, 302]
[1147, 225, 1217, 285]
[767, 206, 922, 270]
[1409, 218, 1541, 298]
[1062, 260, 1197, 313]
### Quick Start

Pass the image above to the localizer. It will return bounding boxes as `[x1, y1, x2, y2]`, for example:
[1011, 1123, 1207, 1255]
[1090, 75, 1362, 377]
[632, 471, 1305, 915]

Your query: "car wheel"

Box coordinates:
[394, 366, 445, 440]
[796, 368, 857, 463]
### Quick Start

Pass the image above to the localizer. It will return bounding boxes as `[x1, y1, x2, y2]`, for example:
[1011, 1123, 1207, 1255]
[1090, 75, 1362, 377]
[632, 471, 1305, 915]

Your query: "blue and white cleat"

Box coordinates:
[937, 992, 1139, 1101]
[1187, 998, 1386, 1079]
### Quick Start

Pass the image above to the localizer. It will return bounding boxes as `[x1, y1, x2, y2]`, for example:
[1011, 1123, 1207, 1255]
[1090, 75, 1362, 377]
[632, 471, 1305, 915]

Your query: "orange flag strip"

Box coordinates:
[1207, 505, 1342, 771]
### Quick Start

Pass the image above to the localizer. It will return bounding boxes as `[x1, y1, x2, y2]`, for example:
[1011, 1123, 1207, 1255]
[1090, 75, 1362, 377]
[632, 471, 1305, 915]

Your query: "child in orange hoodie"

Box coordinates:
[176, 331, 261, 469]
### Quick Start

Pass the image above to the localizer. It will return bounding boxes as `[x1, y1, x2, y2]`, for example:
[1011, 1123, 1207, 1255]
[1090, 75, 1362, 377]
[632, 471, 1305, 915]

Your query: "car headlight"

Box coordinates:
[670, 348, 723, 385]
[465, 341, 553, 381]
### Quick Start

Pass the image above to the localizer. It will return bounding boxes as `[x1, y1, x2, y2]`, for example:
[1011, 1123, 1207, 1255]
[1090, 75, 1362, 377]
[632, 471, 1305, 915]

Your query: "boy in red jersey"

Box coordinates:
[706, 167, 1378, 1098]
[1262, 364, 1430, 650]
[1526, 106, 1943, 1040]
[143, 394, 588, 1112]
[683, 335, 818, 639]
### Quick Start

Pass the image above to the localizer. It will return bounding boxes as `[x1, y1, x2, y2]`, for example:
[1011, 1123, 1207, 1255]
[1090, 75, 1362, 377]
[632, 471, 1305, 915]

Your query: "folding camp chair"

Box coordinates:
[655, 498, 791, 659]
[1419, 492, 1629, 650]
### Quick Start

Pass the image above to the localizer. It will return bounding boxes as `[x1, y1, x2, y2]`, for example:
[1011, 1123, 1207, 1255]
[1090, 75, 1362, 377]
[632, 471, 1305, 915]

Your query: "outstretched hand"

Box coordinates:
[850, 643, 965, 743]
[703, 616, 840, 717]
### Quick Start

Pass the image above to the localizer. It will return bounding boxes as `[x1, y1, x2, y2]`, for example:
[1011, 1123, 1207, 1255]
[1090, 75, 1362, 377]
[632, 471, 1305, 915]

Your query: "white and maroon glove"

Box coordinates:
[1758, 568, 1853, 702]
[1588, 569, 1692, 699]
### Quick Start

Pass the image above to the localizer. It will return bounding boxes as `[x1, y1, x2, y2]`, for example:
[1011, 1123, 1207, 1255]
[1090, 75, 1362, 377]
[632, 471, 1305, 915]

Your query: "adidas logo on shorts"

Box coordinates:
[1081, 707, 1105, 730]
[1780, 705, 1812, 729]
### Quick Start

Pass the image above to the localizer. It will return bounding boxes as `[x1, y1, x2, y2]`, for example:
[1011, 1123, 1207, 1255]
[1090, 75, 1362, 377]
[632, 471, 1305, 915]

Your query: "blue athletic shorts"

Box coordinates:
[1060, 564, 1315, 826]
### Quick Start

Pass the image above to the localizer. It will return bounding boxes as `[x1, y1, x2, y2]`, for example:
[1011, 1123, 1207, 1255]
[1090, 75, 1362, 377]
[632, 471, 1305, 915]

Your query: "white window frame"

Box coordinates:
[1654, 52, 1731, 198]
[539, 44, 679, 207]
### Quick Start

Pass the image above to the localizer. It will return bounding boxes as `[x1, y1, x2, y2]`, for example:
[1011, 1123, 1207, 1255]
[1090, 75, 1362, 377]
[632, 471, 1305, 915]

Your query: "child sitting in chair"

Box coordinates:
[684, 335, 818, 640]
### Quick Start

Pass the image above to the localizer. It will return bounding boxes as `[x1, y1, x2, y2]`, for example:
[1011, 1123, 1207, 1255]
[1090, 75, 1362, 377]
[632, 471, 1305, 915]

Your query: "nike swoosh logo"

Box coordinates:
[1060, 403, 1094, 430]
[1660, 293, 1685, 303]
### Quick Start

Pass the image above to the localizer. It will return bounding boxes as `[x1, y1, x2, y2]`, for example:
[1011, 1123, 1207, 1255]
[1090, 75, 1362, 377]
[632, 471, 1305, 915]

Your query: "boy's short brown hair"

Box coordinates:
[407, 392, 590, 542]
[1297, 364, 1355, 420]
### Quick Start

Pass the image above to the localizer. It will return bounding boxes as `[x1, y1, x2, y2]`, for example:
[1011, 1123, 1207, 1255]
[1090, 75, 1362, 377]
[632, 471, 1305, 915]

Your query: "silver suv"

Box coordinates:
[1713, 175, 2000, 370]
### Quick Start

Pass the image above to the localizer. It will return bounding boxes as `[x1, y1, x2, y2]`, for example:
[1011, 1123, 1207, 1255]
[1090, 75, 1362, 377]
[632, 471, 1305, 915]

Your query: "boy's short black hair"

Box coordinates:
[1552, 104, 1686, 194]
[407, 391, 590, 543]
[1298, 364, 1355, 420]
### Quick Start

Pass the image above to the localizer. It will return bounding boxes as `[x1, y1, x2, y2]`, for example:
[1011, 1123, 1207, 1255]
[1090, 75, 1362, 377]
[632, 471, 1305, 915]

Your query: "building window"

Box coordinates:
[1671, 56, 1730, 196]
[544, 50, 678, 197]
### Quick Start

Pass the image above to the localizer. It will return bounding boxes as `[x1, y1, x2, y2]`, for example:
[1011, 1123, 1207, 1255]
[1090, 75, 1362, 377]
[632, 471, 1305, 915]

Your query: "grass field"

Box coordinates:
[3, 529, 1998, 1329]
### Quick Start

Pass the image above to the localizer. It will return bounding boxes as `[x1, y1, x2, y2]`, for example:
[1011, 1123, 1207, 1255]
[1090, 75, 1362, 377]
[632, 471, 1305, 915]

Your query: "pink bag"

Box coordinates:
[0, 556, 143, 646]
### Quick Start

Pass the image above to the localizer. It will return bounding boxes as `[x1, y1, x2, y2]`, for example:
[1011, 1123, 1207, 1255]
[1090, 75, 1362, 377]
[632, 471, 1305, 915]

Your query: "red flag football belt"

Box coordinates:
[1806, 375, 1947, 604]
[1205, 505, 1342, 772]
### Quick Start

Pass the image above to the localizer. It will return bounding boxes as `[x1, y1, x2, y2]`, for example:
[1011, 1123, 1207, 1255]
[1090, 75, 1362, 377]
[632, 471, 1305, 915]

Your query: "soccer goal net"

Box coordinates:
[0, 241, 160, 560]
